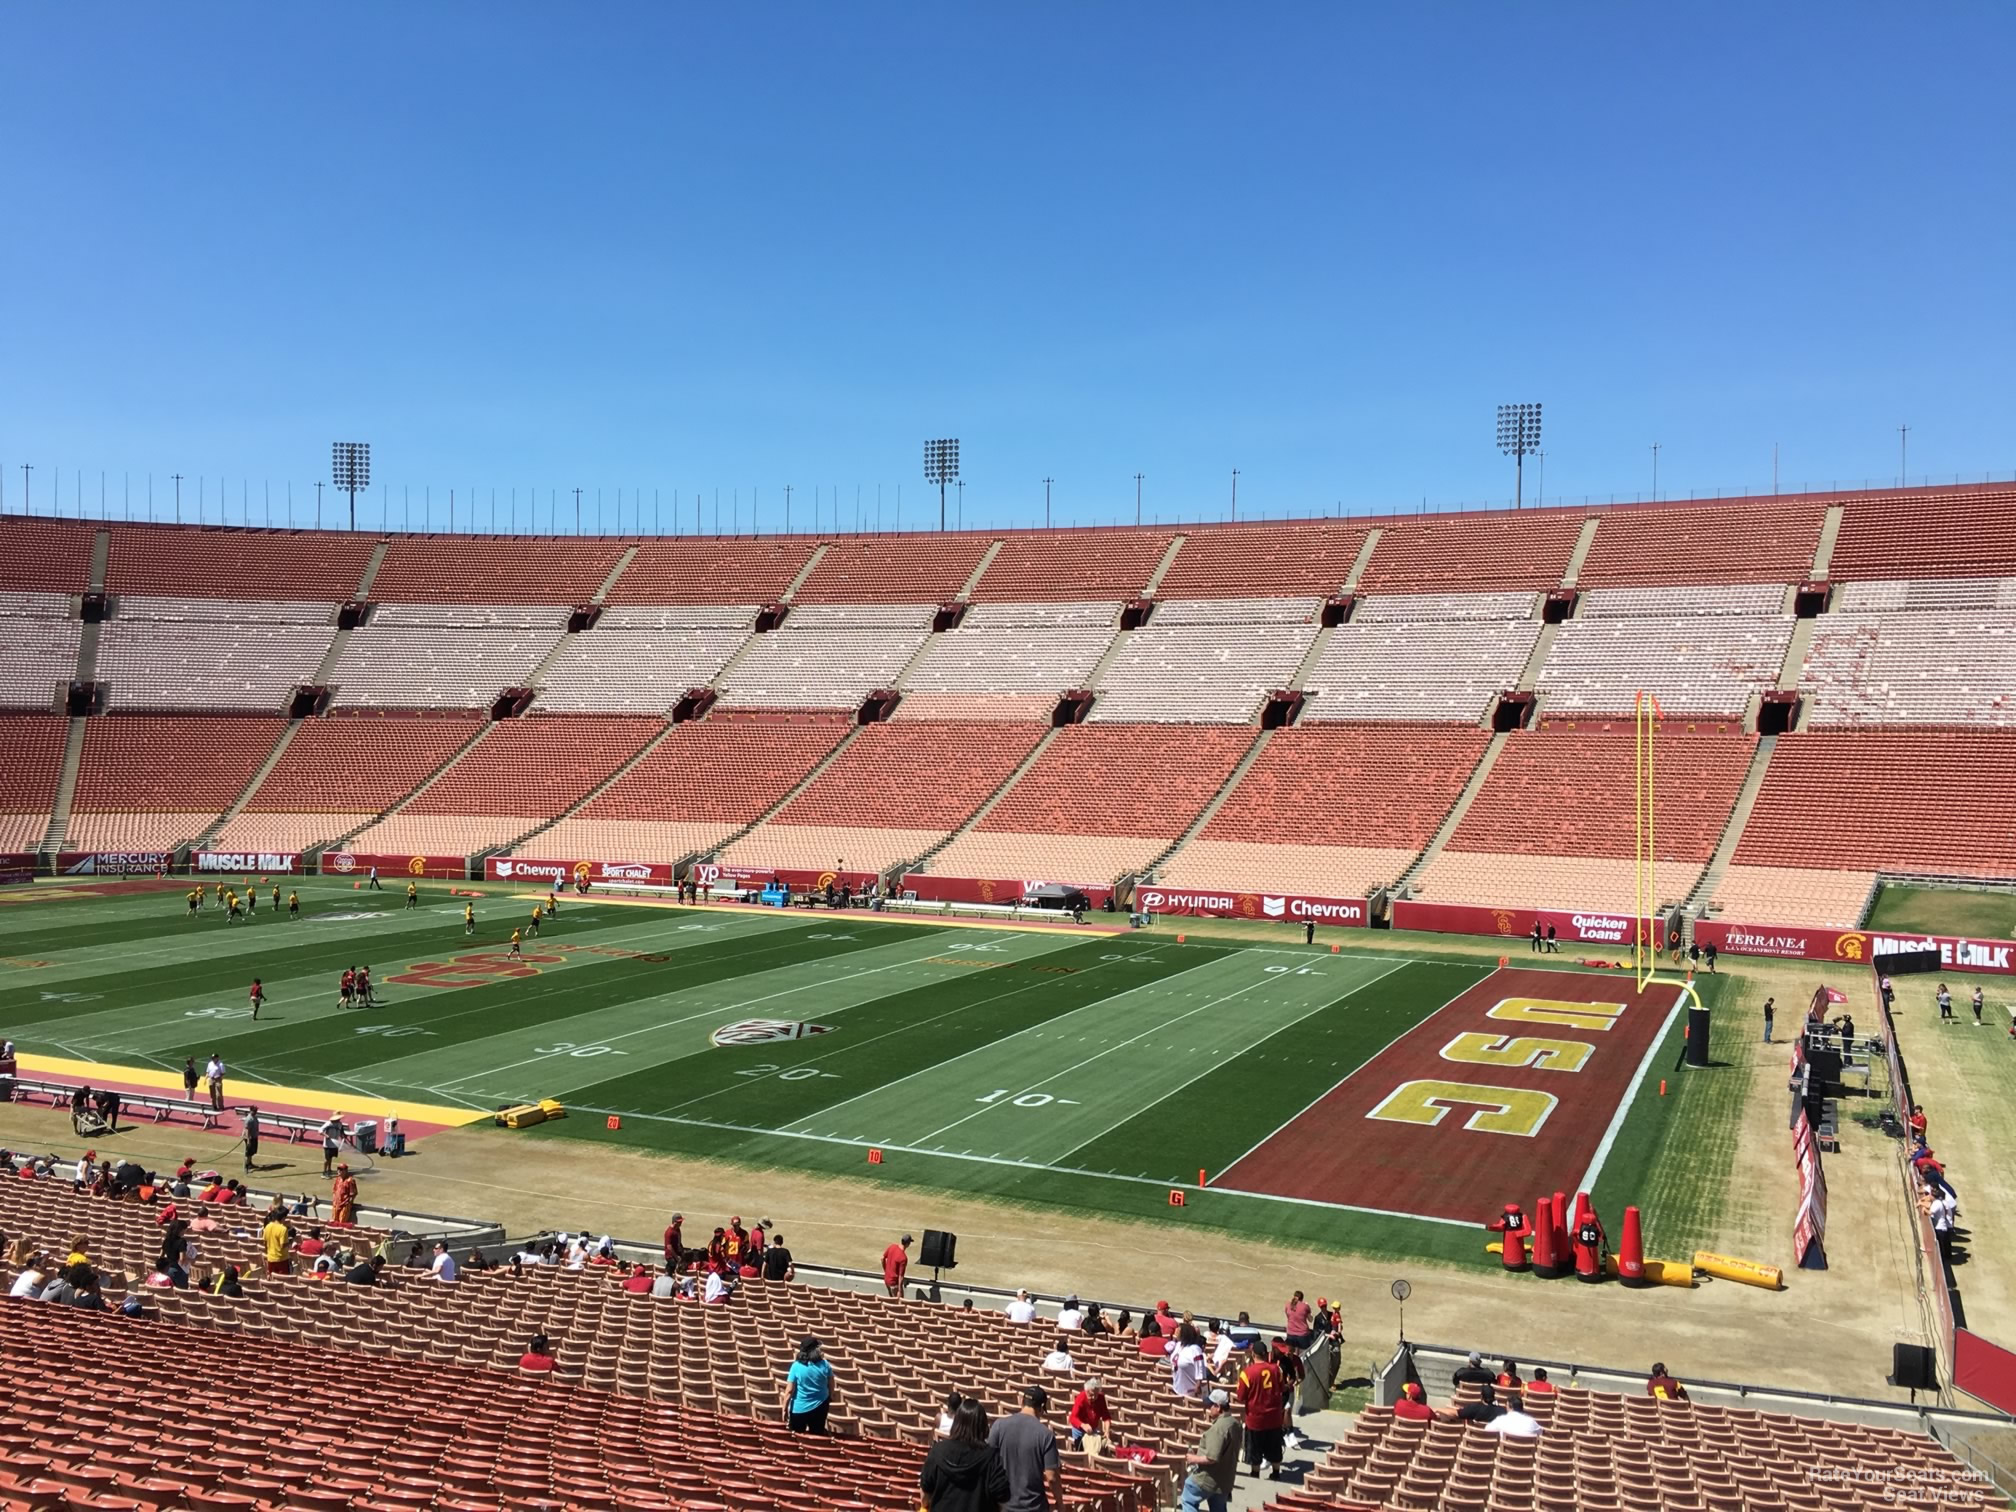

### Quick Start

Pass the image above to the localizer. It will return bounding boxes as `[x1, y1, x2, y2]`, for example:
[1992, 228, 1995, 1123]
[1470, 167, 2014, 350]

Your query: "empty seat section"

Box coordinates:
[930, 725, 1253, 883]
[326, 612, 565, 708]
[1832, 575, 2016, 613]
[1091, 619, 1317, 722]
[0, 713, 68, 851]
[791, 533, 994, 602]
[0, 591, 78, 617]
[0, 612, 79, 708]
[1420, 723, 1755, 909]
[605, 536, 817, 603]
[1539, 612, 1792, 716]
[67, 714, 289, 851]
[1302, 618, 1539, 721]
[723, 721, 1047, 873]
[969, 530, 1173, 601]
[1154, 521, 1369, 599]
[1575, 496, 1829, 586]
[1828, 485, 2016, 581]
[104, 525, 377, 598]
[1358, 511, 1588, 592]
[96, 618, 335, 711]
[0, 515, 95, 591]
[1798, 610, 2016, 726]
[900, 600, 1119, 714]
[1578, 582, 1790, 618]
[539, 711, 855, 862]
[533, 604, 756, 713]
[1159, 724, 1490, 893]
[1352, 590, 1540, 622]
[1706, 864, 1881, 927]
[114, 595, 338, 622]
[1733, 728, 2016, 875]
[368, 536, 627, 602]
[716, 603, 933, 708]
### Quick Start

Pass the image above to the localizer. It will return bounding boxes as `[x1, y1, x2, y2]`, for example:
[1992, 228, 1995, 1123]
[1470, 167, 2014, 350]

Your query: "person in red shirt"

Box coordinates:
[881, 1234, 912, 1297]
[1645, 1363, 1689, 1401]
[620, 1263, 653, 1295]
[1909, 1105, 1928, 1141]
[1495, 1359, 1524, 1390]
[1235, 1338, 1290, 1479]
[519, 1333, 556, 1372]
[1067, 1376, 1116, 1451]
[339, 969, 356, 1009]
[662, 1213, 684, 1271]
[296, 1228, 327, 1259]
[1283, 1290, 1313, 1346]
[1524, 1367, 1557, 1395]
[1392, 1381, 1435, 1421]
[248, 978, 265, 1021]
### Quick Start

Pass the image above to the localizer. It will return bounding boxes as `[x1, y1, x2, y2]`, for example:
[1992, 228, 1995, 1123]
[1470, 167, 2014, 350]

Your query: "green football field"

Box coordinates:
[0, 877, 1732, 1265]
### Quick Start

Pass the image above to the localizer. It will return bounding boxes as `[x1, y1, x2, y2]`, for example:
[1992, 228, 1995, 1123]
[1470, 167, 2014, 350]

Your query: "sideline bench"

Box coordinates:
[5, 1077, 340, 1142]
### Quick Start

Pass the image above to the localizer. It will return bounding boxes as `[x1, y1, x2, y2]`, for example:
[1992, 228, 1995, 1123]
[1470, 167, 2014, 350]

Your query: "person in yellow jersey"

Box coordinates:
[544, 894, 556, 919]
[226, 892, 242, 925]
[464, 902, 476, 937]
[271, 884, 280, 912]
[407, 881, 419, 910]
[186, 888, 200, 919]
[288, 889, 300, 919]
[245, 886, 257, 916]
[214, 881, 226, 908]
[526, 904, 542, 936]
[508, 927, 523, 961]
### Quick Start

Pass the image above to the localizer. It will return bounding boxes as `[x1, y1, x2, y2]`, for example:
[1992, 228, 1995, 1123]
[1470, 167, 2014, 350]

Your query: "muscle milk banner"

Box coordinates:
[1694, 920, 2016, 977]
[193, 851, 302, 874]
[1391, 899, 1650, 948]
[487, 856, 675, 886]
[58, 851, 174, 876]
[319, 851, 468, 881]
[901, 874, 1117, 909]
[1134, 886, 1367, 928]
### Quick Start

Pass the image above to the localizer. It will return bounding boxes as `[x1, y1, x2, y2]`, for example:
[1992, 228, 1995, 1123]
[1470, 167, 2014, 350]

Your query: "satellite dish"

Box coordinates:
[1391, 1279, 1412, 1301]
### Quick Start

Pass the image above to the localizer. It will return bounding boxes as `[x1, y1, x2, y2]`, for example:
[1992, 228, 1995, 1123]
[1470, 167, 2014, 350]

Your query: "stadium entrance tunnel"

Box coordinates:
[1492, 692, 1536, 731]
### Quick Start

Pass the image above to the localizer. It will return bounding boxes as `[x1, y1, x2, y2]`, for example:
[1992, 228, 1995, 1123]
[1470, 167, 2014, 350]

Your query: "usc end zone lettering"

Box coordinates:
[387, 950, 565, 988]
[1367, 1080, 1558, 1138]
[1440, 1033, 1592, 1073]
[1487, 996, 1627, 1032]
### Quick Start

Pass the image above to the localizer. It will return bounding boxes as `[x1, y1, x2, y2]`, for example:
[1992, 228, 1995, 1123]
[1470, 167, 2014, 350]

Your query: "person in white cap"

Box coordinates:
[1182, 1389, 1242, 1512]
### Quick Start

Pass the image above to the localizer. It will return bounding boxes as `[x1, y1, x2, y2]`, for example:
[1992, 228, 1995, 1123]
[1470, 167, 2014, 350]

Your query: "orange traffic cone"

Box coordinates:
[1618, 1205, 1647, 1286]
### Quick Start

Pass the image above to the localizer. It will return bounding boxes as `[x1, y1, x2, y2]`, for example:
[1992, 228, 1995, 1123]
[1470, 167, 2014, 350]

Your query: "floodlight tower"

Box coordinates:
[923, 438, 960, 531]
[1495, 404, 1542, 508]
[331, 442, 371, 531]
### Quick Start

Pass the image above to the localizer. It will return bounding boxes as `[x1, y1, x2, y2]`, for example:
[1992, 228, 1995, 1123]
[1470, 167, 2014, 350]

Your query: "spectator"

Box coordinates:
[1392, 1381, 1435, 1421]
[620, 1263, 653, 1295]
[920, 1397, 1008, 1512]
[1269, 1336, 1305, 1425]
[212, 1264, 245, 1298]
[935, 1388, 962, 1438]
[649, 1265, 678, 1299]
[1484, 1396, 1543, 1437]
[1451, 1351, 1495, 1387]
[1441, 1381, 1504, 1424]
[1007, 1288, 1038, 1324]
[1937, 983, 1954, 1021]
[662, 1212, 684, 1271]
[156, 1220, 192, 1289]
[519, 1333, 556, 1372]
[1525, 1367, 1557, 1395]
[1283, 1289, 1313, 1347]
[1167, 1322, 1210, 1399]
[345, 1255, 387, 1286]
[1182, 1389, 1242, 1512]
[465, 1249, 494, 1273]
[9, 1255, 48, 1299]
[783, 1337, 833, 1433]
[1234, 1338, 1289, 1481]
[762, 1232, 795, 1282]
[1762, 997, 1775, 1044]
[261, 1213, 292, 1277]
[1112, 1309, 1136, 1338]
[1056, 1294, 1085, 1331]
[1066, 1376, 1114, 1452]
[881, 1234, 912, 1298]
[988, 1385, 1063, 1512]
[1703, 940, 1717, 973]
[1080, 1304, 1110, 1337]
[1152, 1299, 1180, 1336]
[1495, 1358, 1524, 1390]
[1645, 1362, 1689, 1401]
[1041, 1334, 1075, 1374]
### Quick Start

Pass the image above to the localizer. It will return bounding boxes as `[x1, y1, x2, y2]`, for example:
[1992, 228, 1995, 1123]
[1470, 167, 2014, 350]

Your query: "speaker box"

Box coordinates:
[919, 1229, 958, 1270]
[1892, 1342, 1938, 1391]
[1884, 948, 1942, 976]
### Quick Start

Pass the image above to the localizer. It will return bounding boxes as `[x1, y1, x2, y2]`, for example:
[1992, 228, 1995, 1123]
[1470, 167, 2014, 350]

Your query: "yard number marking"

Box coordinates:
[1367, 1079, 1557, 1138]
[732, 1063, 837, 1082]
[532, 1041, 632, 1059]
[1486, 997, 1627, 1033]
[975, 1089, 1080, 1109]
[1440, 1032, 1592, 1073]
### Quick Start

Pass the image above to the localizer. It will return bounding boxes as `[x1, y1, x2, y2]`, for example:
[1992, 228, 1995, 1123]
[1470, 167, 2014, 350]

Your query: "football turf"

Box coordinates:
[0, 878, 1730, 1266]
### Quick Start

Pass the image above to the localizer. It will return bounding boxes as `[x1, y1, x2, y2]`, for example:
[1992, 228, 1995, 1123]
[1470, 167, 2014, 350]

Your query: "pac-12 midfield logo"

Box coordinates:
[709, 1020, 836, 1048]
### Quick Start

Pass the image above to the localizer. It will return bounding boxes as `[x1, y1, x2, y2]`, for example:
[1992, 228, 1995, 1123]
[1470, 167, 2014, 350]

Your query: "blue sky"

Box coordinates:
[2, 3, 2010, 533]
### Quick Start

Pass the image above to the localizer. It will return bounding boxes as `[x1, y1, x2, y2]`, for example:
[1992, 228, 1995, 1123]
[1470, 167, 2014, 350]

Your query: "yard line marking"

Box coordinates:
[1575, 982, 1687, 1199]
[909, 956, 1297, 1146]
[770, 944, 1229, 1130]
[424, 932, 1029, 1090]
[1050, 957, 1413, 1163]
[1211, 962, 1494, 1191]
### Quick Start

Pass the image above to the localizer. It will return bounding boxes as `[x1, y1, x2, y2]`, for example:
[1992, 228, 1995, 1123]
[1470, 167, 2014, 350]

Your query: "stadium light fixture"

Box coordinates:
[1495, 403, 1542, 508]
[331, 442, 371, 531]
[923, 438, 960, 532]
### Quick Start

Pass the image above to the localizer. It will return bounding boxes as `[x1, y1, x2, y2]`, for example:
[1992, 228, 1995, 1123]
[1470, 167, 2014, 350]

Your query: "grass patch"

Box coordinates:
[1866, 883, 2016, 939]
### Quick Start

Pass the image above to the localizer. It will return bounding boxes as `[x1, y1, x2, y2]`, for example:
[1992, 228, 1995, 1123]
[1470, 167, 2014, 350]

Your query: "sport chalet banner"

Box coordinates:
[0, 853, 36, 872]
[1133, 886, 1368, 928]
[1692, 919, 2016, 976]
[192, 851, 303, 874]
[320, 850, 469, 882]
[57, 851, 175, 876]
[691, 862, 879, 892]
[1391, 900, 1648, 948]
[486, 857, 676, 886]
[901, 874, 1117, 908]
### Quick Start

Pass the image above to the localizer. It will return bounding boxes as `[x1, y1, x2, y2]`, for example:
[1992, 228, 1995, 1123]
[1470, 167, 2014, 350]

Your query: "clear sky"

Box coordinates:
[2, 3, 2011, 534]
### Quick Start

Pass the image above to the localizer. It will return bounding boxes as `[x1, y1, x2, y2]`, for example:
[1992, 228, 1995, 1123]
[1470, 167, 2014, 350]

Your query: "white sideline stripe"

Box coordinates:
[1575, 982, 1688, 1199]
[1211, 963, 1494, 1191]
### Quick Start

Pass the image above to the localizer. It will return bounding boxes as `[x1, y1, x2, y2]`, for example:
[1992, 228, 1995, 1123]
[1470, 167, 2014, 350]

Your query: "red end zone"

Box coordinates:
[1217, 969, 1684, 1223]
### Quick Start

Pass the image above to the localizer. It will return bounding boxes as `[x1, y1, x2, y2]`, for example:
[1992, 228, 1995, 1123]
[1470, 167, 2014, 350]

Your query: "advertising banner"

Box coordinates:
[901, 874, 1117, 909]
[319, 851, 468, 882]
[1133, 886, 1367, 928]
[193, 851, 302, 874]
[57, 851, 173, 876]
[486, 857, 675, 886]
[1792, 1108, 1829, 1269]
[691, 862, 878, 892]
[1391, 899, 1648, 948]
[1693, 919, 2016, 976]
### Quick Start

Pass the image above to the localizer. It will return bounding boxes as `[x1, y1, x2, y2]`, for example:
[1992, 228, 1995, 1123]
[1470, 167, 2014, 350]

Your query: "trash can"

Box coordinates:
[354, 1119, 378, 1155]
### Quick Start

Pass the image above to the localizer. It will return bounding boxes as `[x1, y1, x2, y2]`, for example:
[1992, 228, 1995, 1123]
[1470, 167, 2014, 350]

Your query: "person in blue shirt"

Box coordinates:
[783, 1336, 833, 1433]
